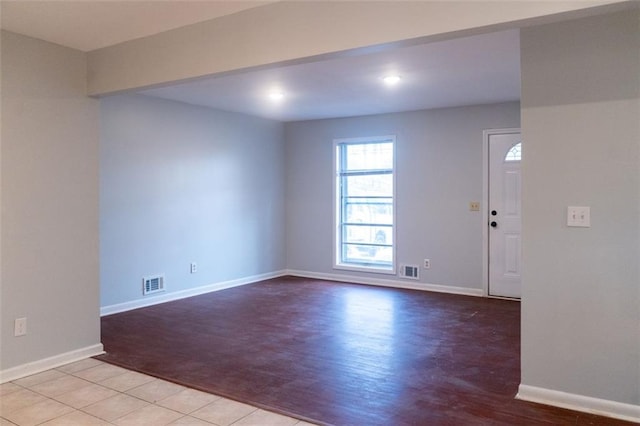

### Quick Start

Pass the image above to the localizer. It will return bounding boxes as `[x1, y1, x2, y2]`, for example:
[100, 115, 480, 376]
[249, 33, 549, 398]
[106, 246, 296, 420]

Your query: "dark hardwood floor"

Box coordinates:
[98, 277, 635, 425]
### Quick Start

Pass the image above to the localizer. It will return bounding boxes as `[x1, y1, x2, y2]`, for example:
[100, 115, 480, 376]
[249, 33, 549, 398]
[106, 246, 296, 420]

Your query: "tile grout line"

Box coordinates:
[2, 359, 314, 426]
[2, 364, 182, 426]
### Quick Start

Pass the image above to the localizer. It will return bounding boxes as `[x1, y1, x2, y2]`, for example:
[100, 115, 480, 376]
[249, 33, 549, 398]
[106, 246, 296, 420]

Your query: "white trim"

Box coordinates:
[102, 269, 481, 316]
[517, 384, 640, 423]
[482, 127, 521, 298]
[0, 344, 105, 384]
[100, 270, 287, 316]
[286, 269, 483, 297]
[333, 264, 395, 275]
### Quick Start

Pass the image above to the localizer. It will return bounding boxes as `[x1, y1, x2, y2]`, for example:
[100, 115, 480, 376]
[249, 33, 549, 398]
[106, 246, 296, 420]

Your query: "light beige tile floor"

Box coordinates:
[0, 359, 317, 426]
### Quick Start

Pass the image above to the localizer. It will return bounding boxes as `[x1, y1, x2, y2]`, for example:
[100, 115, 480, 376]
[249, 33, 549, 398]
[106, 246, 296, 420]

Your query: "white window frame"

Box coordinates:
[333, 135, 396, 274]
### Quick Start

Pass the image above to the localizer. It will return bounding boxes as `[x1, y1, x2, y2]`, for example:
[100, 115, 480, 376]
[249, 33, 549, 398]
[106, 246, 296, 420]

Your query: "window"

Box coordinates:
[505, 142, 522, 162]
[335, 136, 395, 272]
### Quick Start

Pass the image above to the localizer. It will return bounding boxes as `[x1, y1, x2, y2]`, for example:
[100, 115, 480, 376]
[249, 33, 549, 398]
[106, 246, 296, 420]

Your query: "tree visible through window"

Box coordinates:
[335, 137, 395, 272]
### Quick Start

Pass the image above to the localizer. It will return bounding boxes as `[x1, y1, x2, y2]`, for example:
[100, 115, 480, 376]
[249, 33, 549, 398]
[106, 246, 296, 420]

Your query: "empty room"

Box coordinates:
[1, 1, 638, 425]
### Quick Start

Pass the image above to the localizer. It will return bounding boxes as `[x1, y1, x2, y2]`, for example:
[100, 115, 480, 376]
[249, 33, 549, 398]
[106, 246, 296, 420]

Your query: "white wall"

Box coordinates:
[285, 102, 520, 291]
[100, 94, 286, 309]
[0, 31, 101, 372]
[520, 10, 639, 408]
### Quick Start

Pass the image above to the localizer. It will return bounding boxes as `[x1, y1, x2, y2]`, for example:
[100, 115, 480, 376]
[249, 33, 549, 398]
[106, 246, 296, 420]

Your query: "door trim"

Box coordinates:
[482, 128, 521, 298]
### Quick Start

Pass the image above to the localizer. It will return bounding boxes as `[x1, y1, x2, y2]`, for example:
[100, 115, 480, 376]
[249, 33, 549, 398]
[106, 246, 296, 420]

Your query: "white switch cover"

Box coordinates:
[567, 206, 590, 227]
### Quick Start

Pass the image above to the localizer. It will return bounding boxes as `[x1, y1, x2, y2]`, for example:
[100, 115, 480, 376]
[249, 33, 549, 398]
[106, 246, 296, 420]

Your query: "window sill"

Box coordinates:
[334, 263, 396, 275]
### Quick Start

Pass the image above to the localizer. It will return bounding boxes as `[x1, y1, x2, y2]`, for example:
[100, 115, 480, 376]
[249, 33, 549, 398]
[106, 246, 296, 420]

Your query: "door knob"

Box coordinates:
[490, 221, 497, 228]
[491, 210, 497, 216]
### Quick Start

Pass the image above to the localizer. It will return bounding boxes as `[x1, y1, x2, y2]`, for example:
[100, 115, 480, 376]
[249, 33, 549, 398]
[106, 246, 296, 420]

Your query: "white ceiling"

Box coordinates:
[0, 1, 521, 122]
[140, 29, 521, 122]
[0, 0, 273, 52]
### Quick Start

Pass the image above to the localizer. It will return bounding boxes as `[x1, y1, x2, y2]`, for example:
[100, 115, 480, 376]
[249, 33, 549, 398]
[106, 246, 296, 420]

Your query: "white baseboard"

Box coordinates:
[0, 343, 105, 384]
[517, 384, 640, 423]
[102, 269, 481, 317]
[285, 269, 483, 297]
[101, 270, 288, 316]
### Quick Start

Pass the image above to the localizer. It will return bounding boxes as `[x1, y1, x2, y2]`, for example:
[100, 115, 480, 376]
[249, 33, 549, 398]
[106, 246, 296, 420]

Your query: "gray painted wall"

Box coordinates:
[100, 94, 286, 308]
[0, 31, 101, 370]
[285, 103, 520, 290]
[520, 11, 639, 404]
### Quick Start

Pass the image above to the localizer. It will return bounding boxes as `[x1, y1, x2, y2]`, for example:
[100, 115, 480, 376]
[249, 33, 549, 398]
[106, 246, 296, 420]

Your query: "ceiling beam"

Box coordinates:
[87, 1, 632, 96]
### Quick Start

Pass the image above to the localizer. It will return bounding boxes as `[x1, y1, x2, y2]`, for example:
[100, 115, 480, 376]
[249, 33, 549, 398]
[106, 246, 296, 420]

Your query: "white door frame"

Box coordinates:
[482, 128, 521, 297]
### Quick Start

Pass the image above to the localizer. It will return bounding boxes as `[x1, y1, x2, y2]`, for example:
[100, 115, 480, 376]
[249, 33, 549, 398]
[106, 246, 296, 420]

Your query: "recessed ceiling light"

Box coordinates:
[269, 91, 285, 101]
[383, 75, 401, 86]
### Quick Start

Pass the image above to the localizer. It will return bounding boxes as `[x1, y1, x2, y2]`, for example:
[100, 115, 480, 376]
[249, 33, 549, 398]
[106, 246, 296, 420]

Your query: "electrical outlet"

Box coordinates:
[14, 317, 27, 337]
[423, 259, 431, 269]
[469, 202, 480, 212]
[567, 206, 590, 227]
[190, 262, 197, 274]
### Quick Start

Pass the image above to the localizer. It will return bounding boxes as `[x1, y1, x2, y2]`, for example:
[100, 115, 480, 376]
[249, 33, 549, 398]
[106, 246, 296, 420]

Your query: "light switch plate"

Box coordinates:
[567, 206, 590, 227]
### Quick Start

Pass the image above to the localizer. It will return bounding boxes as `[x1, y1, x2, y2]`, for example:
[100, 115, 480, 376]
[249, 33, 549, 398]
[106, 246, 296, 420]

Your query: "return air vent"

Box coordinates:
[142, 275, 165, 295]
[399, 264, 419, 280]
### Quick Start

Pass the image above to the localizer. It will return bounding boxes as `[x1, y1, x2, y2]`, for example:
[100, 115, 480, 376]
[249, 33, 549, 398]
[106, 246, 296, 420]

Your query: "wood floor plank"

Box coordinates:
[97, 277, 634, 425]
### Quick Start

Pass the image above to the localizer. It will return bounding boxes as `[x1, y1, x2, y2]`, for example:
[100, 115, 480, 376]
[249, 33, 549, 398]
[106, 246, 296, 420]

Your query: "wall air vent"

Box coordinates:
[142, 275, 165, 295]
[399, 265, 419, 280]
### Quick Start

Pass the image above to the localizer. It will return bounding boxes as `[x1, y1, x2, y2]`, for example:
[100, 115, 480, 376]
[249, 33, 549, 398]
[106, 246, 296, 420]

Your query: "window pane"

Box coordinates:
[505, 142, 522, 162]
[344, 142, 393, 171]
[343, 244, 393, 265]
[343, 225, 392, 245]
[345, 199, 393, 225]
[342, 174, 392, 197]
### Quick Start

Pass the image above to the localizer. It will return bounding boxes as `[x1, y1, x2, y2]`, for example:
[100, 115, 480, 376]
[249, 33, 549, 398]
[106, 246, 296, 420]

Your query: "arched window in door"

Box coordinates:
[505, 142, 522, 162]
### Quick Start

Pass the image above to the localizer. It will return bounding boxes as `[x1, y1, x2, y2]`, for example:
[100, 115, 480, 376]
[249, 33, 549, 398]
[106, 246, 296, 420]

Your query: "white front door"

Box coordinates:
[488, 131, 522, 298]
